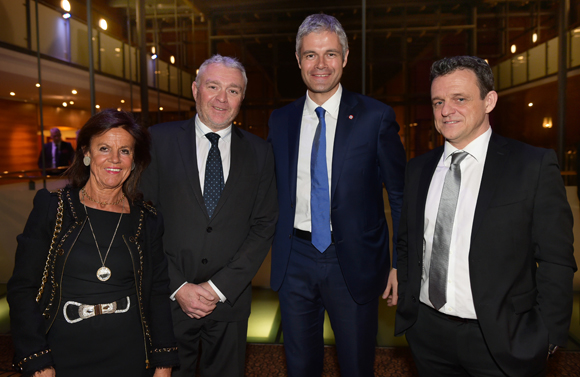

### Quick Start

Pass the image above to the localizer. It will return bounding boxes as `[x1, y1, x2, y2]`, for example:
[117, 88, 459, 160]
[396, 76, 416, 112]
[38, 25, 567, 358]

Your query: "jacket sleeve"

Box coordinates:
[7, 189, 57, 376]
[533, 149, 577, 346]
[144, 210, 180, 368]
[377, 106, 406, 268]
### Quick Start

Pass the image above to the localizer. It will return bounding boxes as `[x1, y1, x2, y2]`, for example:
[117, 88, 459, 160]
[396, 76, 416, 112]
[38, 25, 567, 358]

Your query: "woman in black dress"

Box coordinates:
[8, 109, 179, 377]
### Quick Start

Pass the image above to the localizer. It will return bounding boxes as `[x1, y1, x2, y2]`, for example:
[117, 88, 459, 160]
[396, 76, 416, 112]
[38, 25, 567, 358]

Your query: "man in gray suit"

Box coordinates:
[141, 55, 278, 377]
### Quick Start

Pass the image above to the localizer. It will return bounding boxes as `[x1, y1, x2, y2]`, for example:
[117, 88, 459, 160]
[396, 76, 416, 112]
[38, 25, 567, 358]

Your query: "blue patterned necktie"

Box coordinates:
[311, 107, 331, 252]
[203, 133, 224, 218]
[429, 151, 468, 310]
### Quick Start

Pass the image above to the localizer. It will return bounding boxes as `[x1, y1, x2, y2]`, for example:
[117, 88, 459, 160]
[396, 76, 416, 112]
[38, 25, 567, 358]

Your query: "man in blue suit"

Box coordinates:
[267, 13, 406, 377]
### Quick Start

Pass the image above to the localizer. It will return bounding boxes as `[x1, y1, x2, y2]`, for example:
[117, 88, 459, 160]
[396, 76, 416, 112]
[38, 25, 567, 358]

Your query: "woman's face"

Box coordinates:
[84, 127, 135, 192]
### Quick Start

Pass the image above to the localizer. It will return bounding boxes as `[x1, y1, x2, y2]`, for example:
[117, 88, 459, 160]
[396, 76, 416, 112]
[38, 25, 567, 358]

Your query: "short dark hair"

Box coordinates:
[430, 56, 495, 99]
[65, 109, 151, 201]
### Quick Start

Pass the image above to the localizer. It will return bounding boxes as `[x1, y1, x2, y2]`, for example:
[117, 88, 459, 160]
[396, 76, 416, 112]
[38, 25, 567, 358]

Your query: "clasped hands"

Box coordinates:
[175, 282, 220, 319]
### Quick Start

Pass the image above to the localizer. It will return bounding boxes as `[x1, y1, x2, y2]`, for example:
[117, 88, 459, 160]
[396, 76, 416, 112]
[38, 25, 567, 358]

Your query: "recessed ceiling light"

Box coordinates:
[528, 102, 533, 107]
[69, 101, 74, 105]
[95, 104, 100, 109]
[159, 107, 164, 111]
[62, 102, 68, 107]
[72, 89, 77, 95]
[36, 83, 41, 87]
[120, 99, 125, 103]
[99, 19, 108, 30]
[9, 92, 15, 96]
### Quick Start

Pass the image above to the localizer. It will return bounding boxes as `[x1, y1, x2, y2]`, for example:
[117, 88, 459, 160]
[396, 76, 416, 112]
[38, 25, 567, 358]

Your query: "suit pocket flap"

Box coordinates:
[511, 288, 538, 314]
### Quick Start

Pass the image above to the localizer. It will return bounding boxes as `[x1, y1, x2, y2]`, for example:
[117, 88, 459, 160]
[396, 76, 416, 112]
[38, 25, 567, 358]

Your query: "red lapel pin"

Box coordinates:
[349, 115, 354, 119]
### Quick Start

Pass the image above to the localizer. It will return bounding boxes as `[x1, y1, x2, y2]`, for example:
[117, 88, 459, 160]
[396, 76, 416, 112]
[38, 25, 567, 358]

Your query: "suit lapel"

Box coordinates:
[417, 148, 443, 260]
[331, 89, 359, 200]
[177, 119, 206, 216]
[288, 96, 306, 208]
[471, 133, 509, 242]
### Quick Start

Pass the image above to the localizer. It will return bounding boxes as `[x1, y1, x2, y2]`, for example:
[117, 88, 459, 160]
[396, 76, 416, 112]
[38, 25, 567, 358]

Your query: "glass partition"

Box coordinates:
[512, 53, 527, 86]
[547, 37, 558, 75]
[29, 4, 68, 61]
[528, 44, 546, 81]
[499, 60, 511, 90]
[100, 32, 123, 77]
[169, 65, 179, 95]
[158, 60, 169, 92]
[0, 0, 27, 48]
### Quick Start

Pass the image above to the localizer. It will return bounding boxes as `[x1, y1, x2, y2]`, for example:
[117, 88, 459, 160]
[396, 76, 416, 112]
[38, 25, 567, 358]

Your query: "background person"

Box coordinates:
[38, 127, 75, 174]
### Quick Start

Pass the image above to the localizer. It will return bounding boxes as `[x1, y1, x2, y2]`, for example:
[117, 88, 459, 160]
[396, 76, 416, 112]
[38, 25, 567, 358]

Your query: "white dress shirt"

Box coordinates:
[171, 115, 231, 303]
[420, 127, 492, 319]
[294, 85, 342, 231]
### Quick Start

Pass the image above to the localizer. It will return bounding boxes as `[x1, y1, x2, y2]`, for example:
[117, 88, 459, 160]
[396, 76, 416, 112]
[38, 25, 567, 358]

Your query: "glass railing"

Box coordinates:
[0, 0, 194, 99]
[492, 29, 580, 91]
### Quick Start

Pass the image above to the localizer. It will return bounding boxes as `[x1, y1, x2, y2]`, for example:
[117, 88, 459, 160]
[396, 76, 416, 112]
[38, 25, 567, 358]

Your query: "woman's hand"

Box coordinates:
[153, 367, 172, 377]
[33, 366, 55, 377]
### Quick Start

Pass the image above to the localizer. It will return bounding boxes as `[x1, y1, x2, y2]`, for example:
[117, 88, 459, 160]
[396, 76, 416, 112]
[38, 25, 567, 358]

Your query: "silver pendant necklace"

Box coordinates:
[82, 191, 124, 282]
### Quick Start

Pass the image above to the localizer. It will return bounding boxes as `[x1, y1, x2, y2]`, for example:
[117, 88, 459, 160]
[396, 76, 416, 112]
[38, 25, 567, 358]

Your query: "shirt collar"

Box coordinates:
[195, 114, 232, 141]
[443, 126, 492, 165]
[304, 84, 342, 119]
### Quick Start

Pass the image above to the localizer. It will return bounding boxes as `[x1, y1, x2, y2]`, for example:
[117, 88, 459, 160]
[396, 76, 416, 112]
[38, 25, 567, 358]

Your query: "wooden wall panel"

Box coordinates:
[0, 99, 38, 172]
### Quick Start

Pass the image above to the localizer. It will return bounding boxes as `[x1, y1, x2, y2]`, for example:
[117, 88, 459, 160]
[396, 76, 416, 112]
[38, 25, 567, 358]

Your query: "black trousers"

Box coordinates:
[172, 316, 248, 377]
[406, 304, 546, 377]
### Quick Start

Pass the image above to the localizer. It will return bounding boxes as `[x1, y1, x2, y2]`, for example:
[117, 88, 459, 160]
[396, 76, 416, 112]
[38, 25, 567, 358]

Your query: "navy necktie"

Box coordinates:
[311, 107, 331, 252]
[203, 133, 224, 218]
[429, 151, 468, 310]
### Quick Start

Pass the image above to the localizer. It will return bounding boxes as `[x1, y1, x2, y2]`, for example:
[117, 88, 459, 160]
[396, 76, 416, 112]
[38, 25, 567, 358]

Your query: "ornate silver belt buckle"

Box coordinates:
[63, 297, 130, 324]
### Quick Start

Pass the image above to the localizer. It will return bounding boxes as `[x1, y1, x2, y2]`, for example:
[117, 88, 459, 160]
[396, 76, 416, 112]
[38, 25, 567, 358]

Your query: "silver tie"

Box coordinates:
[429, 151, 468, 310]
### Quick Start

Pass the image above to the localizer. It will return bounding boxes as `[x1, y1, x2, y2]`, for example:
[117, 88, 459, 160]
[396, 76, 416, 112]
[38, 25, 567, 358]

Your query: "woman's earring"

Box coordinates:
[131, 162, 135, 171]
[83, 156, 91, 166]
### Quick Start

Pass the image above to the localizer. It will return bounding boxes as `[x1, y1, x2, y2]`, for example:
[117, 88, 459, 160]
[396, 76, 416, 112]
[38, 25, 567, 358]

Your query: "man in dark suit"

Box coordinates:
[268, 14, 406, 377]
[141, 55, 278, 377]
[395, 56, 576, 377]
[38, 127, 74, 173]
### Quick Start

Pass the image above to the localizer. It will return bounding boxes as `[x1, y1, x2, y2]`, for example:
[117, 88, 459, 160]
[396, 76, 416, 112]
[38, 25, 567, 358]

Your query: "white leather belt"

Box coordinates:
[63, 296, 130, 324]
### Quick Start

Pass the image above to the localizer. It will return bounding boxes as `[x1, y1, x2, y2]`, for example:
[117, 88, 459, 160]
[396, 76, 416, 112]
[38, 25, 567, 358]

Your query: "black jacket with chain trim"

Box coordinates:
[7, 186, 179, 376]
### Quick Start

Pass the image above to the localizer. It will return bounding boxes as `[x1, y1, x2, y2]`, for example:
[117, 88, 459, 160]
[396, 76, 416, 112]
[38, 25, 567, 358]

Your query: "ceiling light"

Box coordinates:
[151, 54, 158, 60]
[170, 55, 175, 64]
[159, 107, 164, 111]
[62, 13, 71, 19]
[9, 92, 15, 96]
[95, 104, 100, 109]
[69, 101, 74, 105]
[62, 102, 68, 107]
[151, 46, 156, 54]
[99, 19, 108, 30]
[120, 99, 125, 103]
[511, 44, 516, 53]
[117, 107, 122, 111]
[36, 83, 40, 87]
[532, 33, 538, 43]
[528, 103, 533, 107]
[72, 89, 77, 95]
[61, 0, 71, 12]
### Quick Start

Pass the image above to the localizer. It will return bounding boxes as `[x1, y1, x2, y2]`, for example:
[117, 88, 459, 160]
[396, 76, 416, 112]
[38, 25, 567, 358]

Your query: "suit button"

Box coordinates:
[411, 296, 416, 302]
[202, 259, 208, 264]
[206, 227, 212, 233]
[418, 261, 421, 266]
[289, 234, 292, 239]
